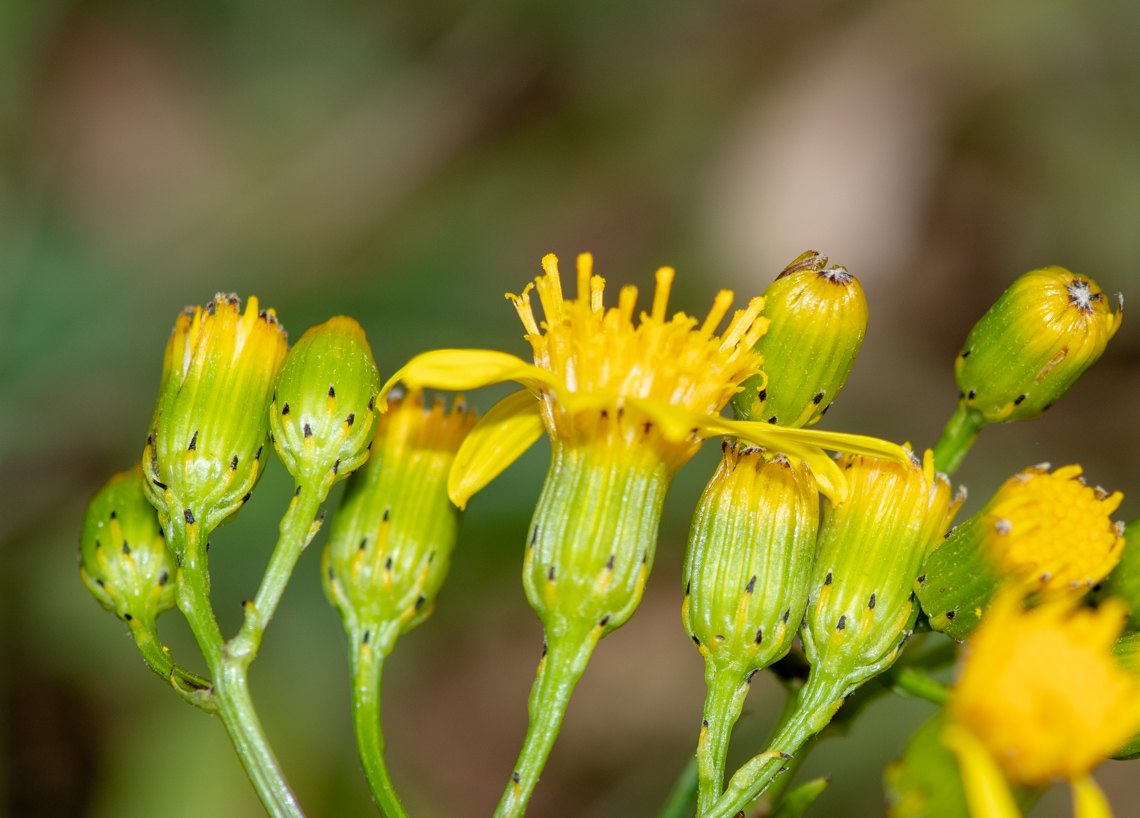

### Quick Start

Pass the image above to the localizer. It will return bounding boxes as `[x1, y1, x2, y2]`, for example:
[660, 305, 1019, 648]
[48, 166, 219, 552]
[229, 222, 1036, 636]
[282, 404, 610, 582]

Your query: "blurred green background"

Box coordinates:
[2, 0, 1139, 816]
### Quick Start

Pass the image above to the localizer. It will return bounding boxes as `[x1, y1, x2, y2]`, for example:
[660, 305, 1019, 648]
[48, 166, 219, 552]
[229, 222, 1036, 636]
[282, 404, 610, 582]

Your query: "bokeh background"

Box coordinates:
[2, 0, 1140, 816]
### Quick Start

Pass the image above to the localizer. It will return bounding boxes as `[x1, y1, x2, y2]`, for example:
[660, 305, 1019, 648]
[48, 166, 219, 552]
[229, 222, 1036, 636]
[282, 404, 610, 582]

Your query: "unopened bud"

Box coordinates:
[324, 391, 475, 649]
[954, 267, 1121, 423]
[919, 465, 1124, 640]
[144, 294, 288, 540]
[270, 316, 380, 494]
[733, 251, 868, 428]
[80, 465, 177, 627]
[1101, 520, 1140, 630]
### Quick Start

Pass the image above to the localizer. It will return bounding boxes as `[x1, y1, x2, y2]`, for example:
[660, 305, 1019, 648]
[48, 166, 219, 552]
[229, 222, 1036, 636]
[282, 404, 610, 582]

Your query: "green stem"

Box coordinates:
[883, 666, 949, 706]
[932, 401, 987, 476]
[350, 625, 409, 818]
[493, 627, 598, 818]
[176, 517, 308, 818]
[128, 619, 216, 711]
[657, 754, 699, 818]
[697, 669, 749, 815]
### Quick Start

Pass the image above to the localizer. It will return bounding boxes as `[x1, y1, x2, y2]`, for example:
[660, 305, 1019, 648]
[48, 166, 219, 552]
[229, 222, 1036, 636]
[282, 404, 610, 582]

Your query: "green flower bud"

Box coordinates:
[804, 450, 956, 691]
[682, 442, 820, 812]
[270, 316, 380, 493]
[1114, 633, 1140, 760]
[324, 391, 475, 649]
[733, 251, 868, 428]
[1102, 521, 1140, 631]
[918, 465, 1124, 640]
[143, 294, 288, 542]
[954, 267, 1121, 424]
[80, 465, 177, 627]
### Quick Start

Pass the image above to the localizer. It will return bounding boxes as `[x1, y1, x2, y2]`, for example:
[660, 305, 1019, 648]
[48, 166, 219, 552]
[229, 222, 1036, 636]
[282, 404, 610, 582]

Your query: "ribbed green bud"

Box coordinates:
[919, 465, 1124, 640]
[732, 251, 868, 428]
[1102, 520, 1140, 631]
[323, 391, 475, 650]
[144, 294, 288, 542]
[953, 267, 1120, 424]
[270, 316, 380, 494]
[1114, 633, 1140, 760]
[682, 442, 820, 813]
[80, 464, 177, 626]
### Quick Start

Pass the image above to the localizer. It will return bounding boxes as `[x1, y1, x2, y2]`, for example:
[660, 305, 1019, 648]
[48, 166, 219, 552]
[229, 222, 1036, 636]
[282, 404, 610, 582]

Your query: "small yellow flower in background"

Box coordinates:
[944, 590, 1140, 818]
[919, 464, 1125, 639]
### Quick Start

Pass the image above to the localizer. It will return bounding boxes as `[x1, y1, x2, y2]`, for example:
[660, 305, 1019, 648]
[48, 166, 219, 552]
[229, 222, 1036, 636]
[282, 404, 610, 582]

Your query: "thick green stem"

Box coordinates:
[494, 628, 598, 818]
[697, 669, 749, 815]
[350, 626, 409, 818]
[932, 401, 987, 476]
[657, 754, 699, 818]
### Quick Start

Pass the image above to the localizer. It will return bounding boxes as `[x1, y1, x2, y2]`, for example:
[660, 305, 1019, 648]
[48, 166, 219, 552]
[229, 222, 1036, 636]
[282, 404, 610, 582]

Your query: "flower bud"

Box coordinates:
[1101, 520, 1140, 630]
[733, 251, 868, 428]
[918, 464, 1124, 640]
[324, 391, 475, 648]
[803, 450, 957, 692]
[144, 294, 288, 540]
[954, 267, 1121, 424]
[948, 591, 1140, 786]
[684, 443, 819, 678]
[80, 465, 177, 627]
[270, 316, 380, 494]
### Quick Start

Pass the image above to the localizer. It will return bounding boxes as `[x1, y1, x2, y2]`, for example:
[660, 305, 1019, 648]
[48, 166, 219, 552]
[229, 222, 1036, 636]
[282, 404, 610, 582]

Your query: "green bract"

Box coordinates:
[270, 316, 381, 493]
[733, 251, 868, 428]
[1102, 520, 1140, 630]
[80, 464, 177, 626]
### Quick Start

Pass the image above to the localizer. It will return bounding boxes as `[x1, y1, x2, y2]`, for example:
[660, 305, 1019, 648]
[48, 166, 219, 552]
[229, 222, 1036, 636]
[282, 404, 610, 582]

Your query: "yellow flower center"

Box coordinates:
[951, 592, 1140, 785]
[509, 253, 767, 460]
[985, 465, 1124, 593]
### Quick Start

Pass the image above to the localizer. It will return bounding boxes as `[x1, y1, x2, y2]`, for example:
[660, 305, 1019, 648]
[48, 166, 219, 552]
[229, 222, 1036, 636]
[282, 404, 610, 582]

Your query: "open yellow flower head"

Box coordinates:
[919, 465, 1124, 639]
[270, 316, 381, 494]
[804, 449, 959, 689]
[955, 267, 1121, 424]
[949, 590, 1140, 786]
[80, 464, 177, 627]
[733, 251, 868, 428]
[684, 442, 820, 678]
[507, 252, 767, 469]
[324, 390, 476, 648]
[144, 294, 288, 542]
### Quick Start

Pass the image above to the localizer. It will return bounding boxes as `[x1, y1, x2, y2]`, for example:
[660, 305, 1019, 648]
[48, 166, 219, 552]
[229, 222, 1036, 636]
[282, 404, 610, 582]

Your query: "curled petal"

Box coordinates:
[448, 389, 546, 509]
[379, 349, 558, 408]
[1072, 775, 1113, 818]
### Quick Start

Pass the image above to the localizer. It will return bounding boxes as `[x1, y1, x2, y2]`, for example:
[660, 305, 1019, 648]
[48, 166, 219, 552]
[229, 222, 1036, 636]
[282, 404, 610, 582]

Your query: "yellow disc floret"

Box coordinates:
[950, 590, 1140, 785]
[984, 465, 1124, 593]
[509, 253, 767, 465]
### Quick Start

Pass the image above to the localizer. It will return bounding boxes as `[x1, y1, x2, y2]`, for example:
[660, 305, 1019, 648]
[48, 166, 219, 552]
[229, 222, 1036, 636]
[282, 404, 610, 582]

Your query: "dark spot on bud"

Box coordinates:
[967, 389, 977, 400]
[702, 719, 709, 729]
[184, 509, 195, 524]
[294, 486, 302, 497]
[124, 613, 133, 621]
[328, 385, 335, 398]
[754, 628, 763, 644]
[382, 506, 390, 522]
[363, 630, 370, 644]
[414, 595, 426, 610]
[746, 669, 758, 683]
[917, 574, 926, 584]
[908, 591, 916, 602]
[255, 446, 263, 460]
[946, 610, 957, 620]
[529, 526, 538, 547]
[768, 415, 778, 424]
[812, 392, 824, 405]
[511, 772, 521, 784]
[819, 404, 831, 417]
[780, 752, 793, 760]
[368, 395, 375, 410]
[643, 421, 653, 434]
[158, 571, 168, 585]
[837, 615, 846, 630]
[206, 541, 211, 553]
[346, 413, 355, 426]
[642, 551, 648, 564]
[824, 571, 832, 586]
[333, 459, 340, 475]
[188, 431, 198, 451]
[242, 492, 251, 503]
[359, 538, 367, 551]
[606, 554, 615, 570]
[384, 557, 393, 570]
[782, 608, 790, 623]
[757, 388, 767, 402]
[282, 403, 290, 415]
[548, 566, 556, 581]
[1014, 394, 1027, 405]
[684, 580, 690, 595]
[152, 479, 168, 490]
[691, 635, 701, 646]
[231, 456, 238, 470]
[541, 640, 547, 657]
[961, 348, 972, 358]
[95, 578, 105, 587]
[110, 510, 117, 519]
[303, 423, 312, 438]
[599, 615, 610, 627]
[868, 593, 876, 610]
[122, 542, 130, 555]
[745, 575, 756, 594]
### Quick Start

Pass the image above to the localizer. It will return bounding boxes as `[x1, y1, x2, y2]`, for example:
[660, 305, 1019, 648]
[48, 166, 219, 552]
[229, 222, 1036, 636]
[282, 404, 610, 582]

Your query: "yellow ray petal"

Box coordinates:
[378, 349, 559, 408]
[448, 389, 547, 509]
[723, 420, 910, 465]
[1072, 775, 1113, 818]
[942, 724, 1023, 818]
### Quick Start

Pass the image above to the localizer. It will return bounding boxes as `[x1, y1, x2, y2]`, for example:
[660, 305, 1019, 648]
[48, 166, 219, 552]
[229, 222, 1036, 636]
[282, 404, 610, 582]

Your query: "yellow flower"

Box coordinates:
[944, 590, 1140, 818]
[379, 253, 906, 509]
